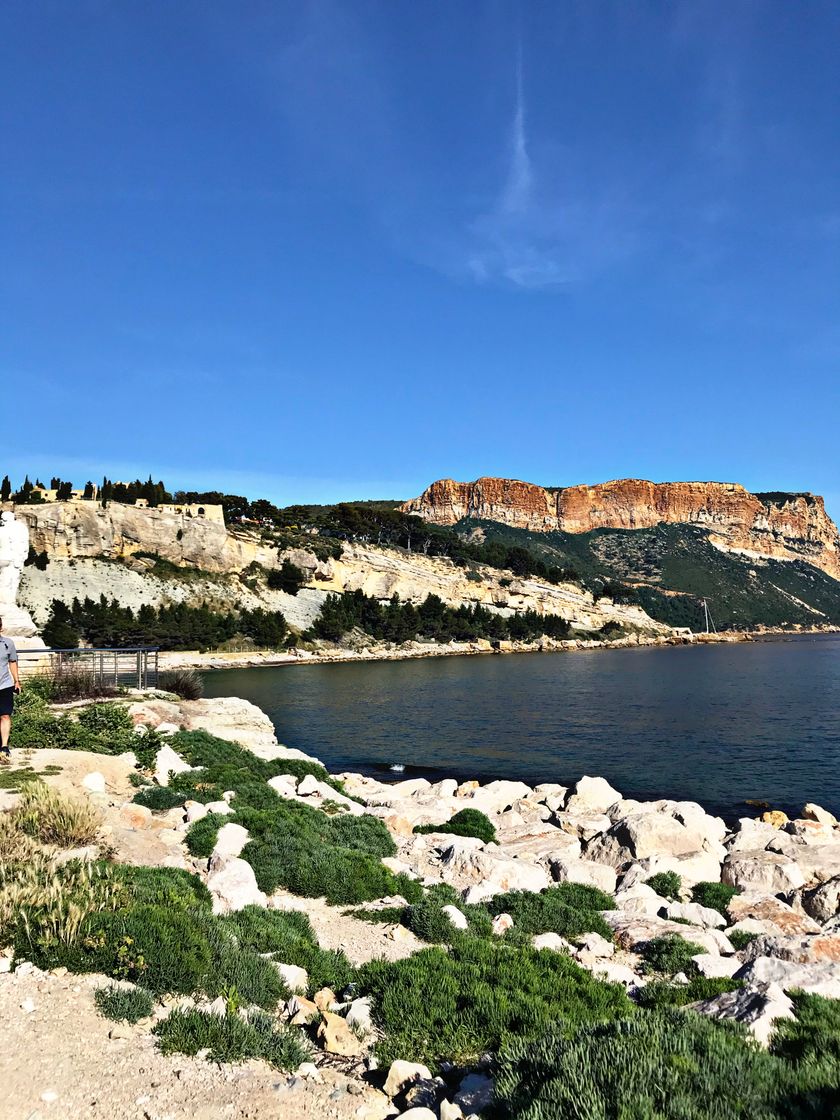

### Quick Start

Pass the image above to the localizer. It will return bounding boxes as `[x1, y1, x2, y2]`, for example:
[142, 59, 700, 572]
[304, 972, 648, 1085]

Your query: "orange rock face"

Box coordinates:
[402, 477, 840, 579]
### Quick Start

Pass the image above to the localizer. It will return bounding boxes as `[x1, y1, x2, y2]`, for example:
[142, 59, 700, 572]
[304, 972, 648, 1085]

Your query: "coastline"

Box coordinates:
[158, 625, 839, 673]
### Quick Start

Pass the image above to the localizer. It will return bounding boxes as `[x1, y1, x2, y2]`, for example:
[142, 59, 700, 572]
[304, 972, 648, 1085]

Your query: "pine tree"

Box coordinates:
[0, 476, 10, 502]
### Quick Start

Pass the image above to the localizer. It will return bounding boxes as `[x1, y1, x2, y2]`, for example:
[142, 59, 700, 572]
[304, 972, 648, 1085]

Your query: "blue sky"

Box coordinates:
[3, 2, 839, 512]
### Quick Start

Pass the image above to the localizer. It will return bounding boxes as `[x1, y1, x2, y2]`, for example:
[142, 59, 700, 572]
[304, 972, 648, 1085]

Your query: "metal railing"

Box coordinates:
[16, 647, 159, 691]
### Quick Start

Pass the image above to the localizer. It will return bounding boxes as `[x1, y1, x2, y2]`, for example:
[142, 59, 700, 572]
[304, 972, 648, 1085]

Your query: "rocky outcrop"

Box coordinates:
[403, 477, 840, 579]
[8, 500, 276, 575]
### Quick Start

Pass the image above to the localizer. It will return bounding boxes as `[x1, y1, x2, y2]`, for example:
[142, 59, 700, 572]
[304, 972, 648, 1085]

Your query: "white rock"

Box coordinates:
[206, 857, 266, 913]
[722, 851, 806, 894]
[564, 775, 622, 815]
[549, 858, 617, 894]
[802, 803, 838, 827]
[295, 1062, 322, 1082]
[154, 744, 192, 787]
[590, 960, 645, 988]
[439, 1102, 464, 1120]
[690, 981, 795, 1046]
[267, 775, 298, 798]
[665, 902, 727, 929]
[345, 997, 374, 1037]
[398, 1110, 437, 1120]
[441, 905, 469, 931]
[40, 1091, 59, 1103]
[211, 823, 249, 860]
[462, 882, 499, 905]
[491, 913, 513, 936]
[383, 1060, 433, 1099]
[81, 772, 106, 794]
[205, 800, 233, 816]
[454, 1072, 493, 1113]
[20, 999, 35, 1013]
[185, 800, 209, 823]
[576, 932, 614, 958]
[532, 932, 573, 952]
[276, 963, 308, 993]
[692, 953, 742, 978]
[734, 955, 840, 998]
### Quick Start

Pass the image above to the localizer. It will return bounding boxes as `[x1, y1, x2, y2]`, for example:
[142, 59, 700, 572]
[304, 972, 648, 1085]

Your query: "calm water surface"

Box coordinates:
[202, 636, 840, 819]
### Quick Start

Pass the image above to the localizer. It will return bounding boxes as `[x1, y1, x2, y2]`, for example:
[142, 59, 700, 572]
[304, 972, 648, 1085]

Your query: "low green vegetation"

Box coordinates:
[132, 786, 187, 812]
[646, 870, 682, 901]
[359, 938, 634, 1068]
[635, 976, 742, 1009]
[154, 1007, 310, 1070]
[11, 692, 156, 756]
[157, 667, 203, 700]
[495, 1011, 796, 1120]
[691, 880, 740, 917]
[94, 983, 154, 1023]
[171, 730, 420, 906]
[639, 934, 705, 976]
[414, 807, 497, 843]
[729, 929, 759, 951]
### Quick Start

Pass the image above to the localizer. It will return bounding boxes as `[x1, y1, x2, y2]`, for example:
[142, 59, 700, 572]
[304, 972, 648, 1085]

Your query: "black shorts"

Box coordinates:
[0, 687, 15, 717]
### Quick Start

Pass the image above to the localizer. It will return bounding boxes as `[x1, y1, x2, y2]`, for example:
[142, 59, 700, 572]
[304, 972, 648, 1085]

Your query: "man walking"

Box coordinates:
[0, 620, 21, 761]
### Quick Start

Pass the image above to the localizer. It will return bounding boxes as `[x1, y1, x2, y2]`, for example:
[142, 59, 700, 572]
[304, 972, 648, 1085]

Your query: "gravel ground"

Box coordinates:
[0, 970, 396, 1120]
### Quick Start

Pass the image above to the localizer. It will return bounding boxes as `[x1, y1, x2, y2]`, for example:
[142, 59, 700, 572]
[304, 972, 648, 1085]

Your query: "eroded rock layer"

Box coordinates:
[402, 477, 840, 579]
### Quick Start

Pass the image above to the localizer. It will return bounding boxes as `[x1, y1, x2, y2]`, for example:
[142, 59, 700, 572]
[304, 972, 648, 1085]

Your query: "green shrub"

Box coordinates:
[635, 977, 742, 1009]
[154, 1008, 310, 1070]
[691, 881, 740, 918]
[196, 916, 287, 1010]
[639, 934, 704, 976]
[484, 884, 616, 941]
[495, 1011, 791, 1120]
[77, 702, 133, 738]
[185, 813, 223, 858]
[729, 929, 759, 952]
[415, 808, 497, 844]
[220, 906, 356, 994]
[646, 871, 682, 902]
[94, 983, 154, 1023]
[358, 938, 633, 1068]
[132, 786, 185, 812]
[157, 668, 203, 700]
[108, 864, 212, 912]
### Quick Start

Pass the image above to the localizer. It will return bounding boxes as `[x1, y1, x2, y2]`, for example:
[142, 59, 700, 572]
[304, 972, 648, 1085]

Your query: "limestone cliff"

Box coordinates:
[403, 478, 840, 580]
[7, 501, 276, 575]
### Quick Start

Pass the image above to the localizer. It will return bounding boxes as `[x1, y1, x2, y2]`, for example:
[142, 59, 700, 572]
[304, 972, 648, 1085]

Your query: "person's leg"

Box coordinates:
[0, 714, 9, 754]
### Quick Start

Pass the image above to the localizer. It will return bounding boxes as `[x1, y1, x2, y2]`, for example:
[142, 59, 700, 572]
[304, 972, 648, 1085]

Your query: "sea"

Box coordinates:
[202, 633, 840, 822]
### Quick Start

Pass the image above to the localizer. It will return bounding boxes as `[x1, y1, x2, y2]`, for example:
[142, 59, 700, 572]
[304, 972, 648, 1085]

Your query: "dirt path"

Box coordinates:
[0, 969, 394, 1120]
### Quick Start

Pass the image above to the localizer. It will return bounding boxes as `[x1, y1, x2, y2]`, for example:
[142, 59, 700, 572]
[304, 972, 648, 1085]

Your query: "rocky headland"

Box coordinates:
[4, 692, 840, 1117]
[403, 477, 840, 578]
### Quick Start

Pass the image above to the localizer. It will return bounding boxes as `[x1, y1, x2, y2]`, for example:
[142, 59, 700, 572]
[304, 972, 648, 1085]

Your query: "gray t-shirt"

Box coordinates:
[0, 637, 18, 690]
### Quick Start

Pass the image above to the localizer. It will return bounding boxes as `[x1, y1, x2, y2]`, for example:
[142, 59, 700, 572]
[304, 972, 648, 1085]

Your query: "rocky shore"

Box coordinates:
[3, 693, 840, 1118]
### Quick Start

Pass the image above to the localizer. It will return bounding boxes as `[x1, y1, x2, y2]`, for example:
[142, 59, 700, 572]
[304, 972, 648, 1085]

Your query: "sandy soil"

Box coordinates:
[0, 969, 396, 1120]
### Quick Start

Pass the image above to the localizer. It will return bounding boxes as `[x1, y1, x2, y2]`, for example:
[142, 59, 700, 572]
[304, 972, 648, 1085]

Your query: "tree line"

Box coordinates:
[42, 596, 288, 652]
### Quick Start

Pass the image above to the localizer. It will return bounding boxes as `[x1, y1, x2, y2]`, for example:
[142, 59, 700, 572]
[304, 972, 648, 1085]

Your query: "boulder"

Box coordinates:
[552, 813, 612, 842]
[588, 959, 645, 988]
[614, 884, 671, 917]
[728, 892, 820, 936]
[802, 803, 838, 827]
[664, 902, 726, 929]
[761, 810, 788, 829]
[313, 987, 338, 1011]
[491, 913, 513, 936]
[734, 956, 840, 999]
[588, 811, 710, 864]
[532, 932, 573, 953]
[782, 819, 836, 846]
[604, 912, 734, 956]
[185, 800, 208, 823]
[276, 963, 308, 993]
[206, 857, 266, 914]
[741, 933, 840, 965]
[179, 696, 309, 761]
[576, 932, 615, 958]
[802, 876, 840, 924]
[118, 803, 153, 831]
[692, 953, 742, 979]
[384, 1060, 433, 1099]
[441, 905, 469, 931]
[287, 994, 319, 1025]
[454, 1072, 493, 1113]
[564, 776, 622, 815]
[726, 818, 780, 853]
[689, 982, 795, 1046]
[154, 744, 192, 787]
[549, 858, 617, 894]
[211, 823, 249, 860]
[721, 851, 806, 894]
[317, 1011, 363, 1057]
[345, 997, 373, 1037]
